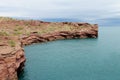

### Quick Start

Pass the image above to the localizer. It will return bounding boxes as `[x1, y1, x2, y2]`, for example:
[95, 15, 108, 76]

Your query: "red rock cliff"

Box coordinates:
[0, 21, 98, 80]
[0, 41, 26, 80]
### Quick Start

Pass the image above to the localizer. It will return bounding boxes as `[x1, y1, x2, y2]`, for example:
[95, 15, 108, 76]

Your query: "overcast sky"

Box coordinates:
[0, 0, 120, 23]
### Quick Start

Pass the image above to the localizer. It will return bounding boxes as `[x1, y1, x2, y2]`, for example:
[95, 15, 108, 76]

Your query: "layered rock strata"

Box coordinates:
[21, 30, 98, 45]
[0, 44, 25, 80]
[0, 22, 98, 80]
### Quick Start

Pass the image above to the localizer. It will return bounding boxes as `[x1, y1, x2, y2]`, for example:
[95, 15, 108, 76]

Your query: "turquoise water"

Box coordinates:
[19, 27, 120, 80]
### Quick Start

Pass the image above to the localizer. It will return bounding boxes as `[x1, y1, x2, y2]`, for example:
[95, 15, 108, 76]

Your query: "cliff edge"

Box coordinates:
[0, 17, 98, 80]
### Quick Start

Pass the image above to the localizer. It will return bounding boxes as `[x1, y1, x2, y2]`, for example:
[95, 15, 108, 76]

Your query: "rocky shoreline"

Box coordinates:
[0, 43, 25, 80]
[21, 30, 97, 46]
[0, 18, 98, 80]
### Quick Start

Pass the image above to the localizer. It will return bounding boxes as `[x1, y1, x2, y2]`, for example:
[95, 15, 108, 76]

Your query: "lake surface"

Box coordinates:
[19, 27, 120, 80]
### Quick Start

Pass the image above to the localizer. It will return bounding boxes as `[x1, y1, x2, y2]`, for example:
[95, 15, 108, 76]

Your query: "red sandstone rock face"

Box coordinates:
[0, 22, 98, 80]
[0, 46, 26, 80]
[0, 59, 9, 80]
[21, 28, 98, 45]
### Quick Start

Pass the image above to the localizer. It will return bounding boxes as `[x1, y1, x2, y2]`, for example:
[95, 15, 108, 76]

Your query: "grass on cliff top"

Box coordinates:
[0, 31, 9, 36]
[0, 17, 92, 37]
[8, 40, 16, 47]
[0, 17, 16, 22]
[0, 17, 95, 48]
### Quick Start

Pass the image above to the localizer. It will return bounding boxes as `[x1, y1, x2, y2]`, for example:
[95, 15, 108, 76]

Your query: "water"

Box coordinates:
[19, 27, 120, 80]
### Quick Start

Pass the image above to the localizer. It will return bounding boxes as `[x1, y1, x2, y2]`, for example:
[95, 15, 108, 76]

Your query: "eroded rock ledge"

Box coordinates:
[0, 21, 98, 80]
[21, 30, 98, 46]
[0, 43, 25, 80]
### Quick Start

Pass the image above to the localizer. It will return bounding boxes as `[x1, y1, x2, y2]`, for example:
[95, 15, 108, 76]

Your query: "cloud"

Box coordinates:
[0, 0, 120, 21]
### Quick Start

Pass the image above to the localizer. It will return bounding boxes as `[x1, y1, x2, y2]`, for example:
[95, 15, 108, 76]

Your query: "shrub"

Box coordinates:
[0, 31, 9, 36]
[17, 27, 23, 30]
[8, 40, 16, 47]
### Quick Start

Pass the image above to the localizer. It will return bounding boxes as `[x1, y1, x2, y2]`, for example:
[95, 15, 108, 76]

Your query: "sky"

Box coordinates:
[0, 0, 120, 26]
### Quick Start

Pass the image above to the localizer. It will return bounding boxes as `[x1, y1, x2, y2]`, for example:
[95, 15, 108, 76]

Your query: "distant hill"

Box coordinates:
[13, 17, 120, 27]
[41, 18, 120, 27]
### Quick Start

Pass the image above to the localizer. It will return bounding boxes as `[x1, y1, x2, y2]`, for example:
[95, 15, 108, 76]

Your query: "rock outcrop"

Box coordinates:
[21, 29, 98, 45]
[0, 21, 98, 80]
[0, 42, 26, 80]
